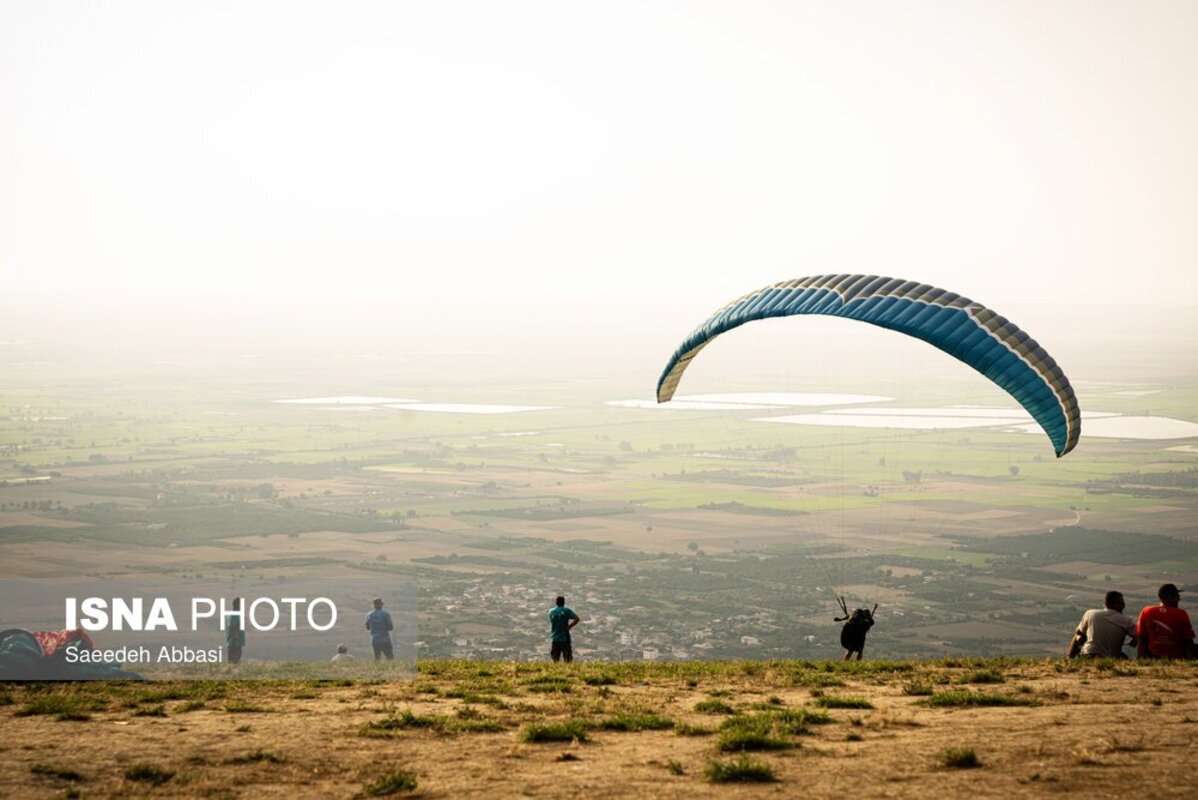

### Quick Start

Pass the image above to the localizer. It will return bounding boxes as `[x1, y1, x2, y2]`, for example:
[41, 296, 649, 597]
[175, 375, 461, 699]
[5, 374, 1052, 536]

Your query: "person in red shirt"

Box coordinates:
[1136, 583, 1194, 659]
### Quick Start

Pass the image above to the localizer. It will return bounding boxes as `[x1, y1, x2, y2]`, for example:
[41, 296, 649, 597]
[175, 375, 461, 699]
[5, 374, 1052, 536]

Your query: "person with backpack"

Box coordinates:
[835, 598, 875, 661]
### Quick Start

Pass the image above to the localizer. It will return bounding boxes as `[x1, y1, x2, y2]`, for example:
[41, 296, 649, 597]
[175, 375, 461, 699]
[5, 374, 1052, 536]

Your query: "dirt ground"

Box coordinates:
[1, 658, 1195, 799]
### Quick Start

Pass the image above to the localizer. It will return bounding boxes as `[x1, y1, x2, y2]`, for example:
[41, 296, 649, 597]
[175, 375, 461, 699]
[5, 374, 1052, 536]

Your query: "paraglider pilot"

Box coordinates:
[834, 597, 876, 661]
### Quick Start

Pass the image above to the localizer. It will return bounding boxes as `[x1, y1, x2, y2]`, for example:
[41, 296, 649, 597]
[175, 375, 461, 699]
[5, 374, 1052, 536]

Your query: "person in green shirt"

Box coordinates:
[548, 596, 580, 663]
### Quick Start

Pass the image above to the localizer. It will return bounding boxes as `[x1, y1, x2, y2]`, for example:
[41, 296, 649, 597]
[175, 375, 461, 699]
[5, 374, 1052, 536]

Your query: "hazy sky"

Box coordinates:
[3, 1, 1196, 316]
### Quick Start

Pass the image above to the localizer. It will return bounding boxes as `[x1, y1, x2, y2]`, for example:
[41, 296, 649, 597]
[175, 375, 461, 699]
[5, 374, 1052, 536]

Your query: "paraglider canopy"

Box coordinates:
[656, 274, 1080, 457]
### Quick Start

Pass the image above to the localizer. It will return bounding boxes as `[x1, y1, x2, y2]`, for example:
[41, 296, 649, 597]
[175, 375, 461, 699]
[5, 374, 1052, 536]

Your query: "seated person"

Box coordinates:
[1136, 584, 1195, 659]
[1067, 590, 1135, 658]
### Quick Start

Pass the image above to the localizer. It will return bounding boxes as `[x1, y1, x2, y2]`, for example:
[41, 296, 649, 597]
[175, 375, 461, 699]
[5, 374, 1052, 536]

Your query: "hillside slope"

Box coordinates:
[2, 658, 1195, 798]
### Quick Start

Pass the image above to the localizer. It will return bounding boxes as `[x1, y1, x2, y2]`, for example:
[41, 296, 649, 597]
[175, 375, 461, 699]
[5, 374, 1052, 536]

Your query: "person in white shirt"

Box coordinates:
[1067, 590, 1137, 659]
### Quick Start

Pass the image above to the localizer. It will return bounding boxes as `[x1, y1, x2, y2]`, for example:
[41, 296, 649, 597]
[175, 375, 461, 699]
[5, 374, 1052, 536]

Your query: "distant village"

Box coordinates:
[422, 574, 801, 662]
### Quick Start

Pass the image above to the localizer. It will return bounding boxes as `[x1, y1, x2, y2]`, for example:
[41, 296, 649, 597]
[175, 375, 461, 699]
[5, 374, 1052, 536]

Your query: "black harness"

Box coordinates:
[834, 597, 877, 652]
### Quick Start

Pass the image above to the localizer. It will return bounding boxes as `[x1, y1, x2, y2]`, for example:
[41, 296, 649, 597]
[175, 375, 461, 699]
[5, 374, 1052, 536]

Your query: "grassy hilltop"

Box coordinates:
[2, 657, 1196, 799]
